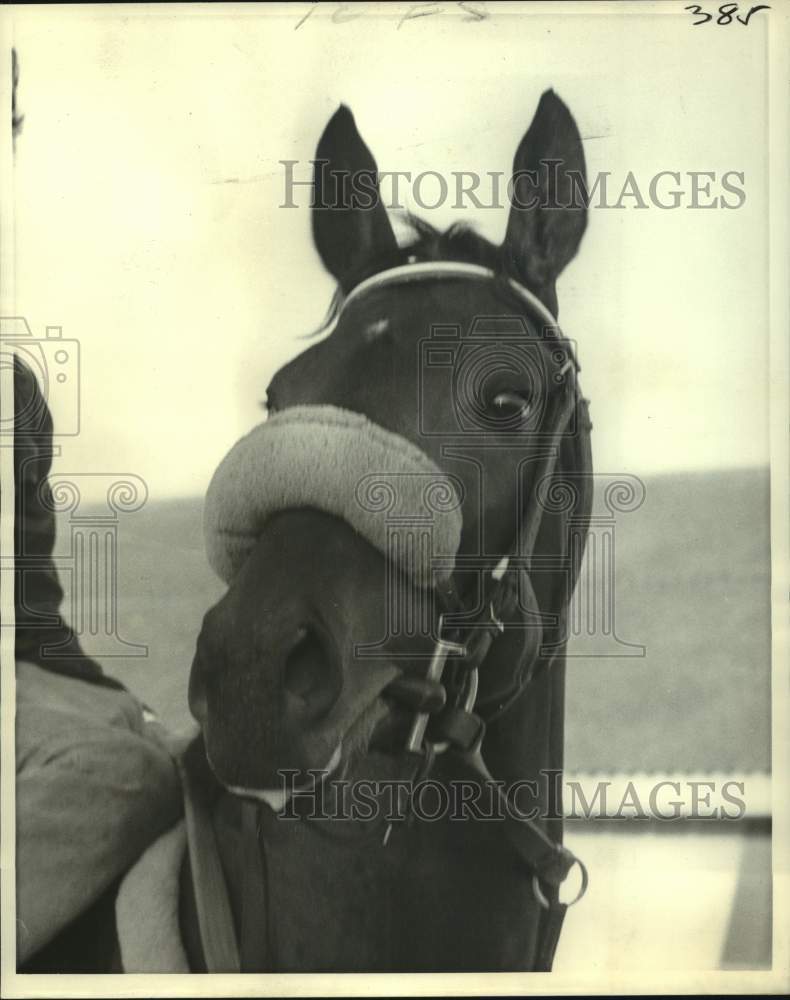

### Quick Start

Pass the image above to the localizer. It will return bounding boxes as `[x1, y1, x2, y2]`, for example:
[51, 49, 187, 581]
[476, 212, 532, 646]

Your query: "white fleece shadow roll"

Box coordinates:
[204, 405, 464, 588]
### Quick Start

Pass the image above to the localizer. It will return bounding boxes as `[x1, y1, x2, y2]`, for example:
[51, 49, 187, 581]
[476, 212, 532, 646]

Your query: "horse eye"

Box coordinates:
[491, 391, 532, 420]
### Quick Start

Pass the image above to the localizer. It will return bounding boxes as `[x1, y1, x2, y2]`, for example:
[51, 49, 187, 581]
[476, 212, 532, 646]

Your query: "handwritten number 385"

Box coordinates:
[685, 3, 770, 25]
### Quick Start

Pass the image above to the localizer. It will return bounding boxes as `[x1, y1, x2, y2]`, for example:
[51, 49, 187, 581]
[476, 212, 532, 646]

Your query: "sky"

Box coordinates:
[6, 2, 772, 501]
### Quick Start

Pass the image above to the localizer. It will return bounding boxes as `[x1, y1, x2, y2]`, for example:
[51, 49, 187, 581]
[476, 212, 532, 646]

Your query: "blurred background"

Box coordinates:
[6, 1, 773, 974]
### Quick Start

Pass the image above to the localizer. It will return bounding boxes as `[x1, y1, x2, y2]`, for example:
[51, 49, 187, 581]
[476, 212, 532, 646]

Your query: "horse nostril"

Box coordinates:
[282, 626, 340, 722]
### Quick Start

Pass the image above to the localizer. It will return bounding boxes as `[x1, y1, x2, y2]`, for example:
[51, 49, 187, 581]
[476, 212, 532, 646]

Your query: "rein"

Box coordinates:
[187, 261, 592, 973]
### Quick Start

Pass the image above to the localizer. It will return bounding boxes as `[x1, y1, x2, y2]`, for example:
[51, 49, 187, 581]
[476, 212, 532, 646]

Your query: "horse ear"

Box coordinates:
[502, 90, 587, 313]
[312, 105, 397, 292]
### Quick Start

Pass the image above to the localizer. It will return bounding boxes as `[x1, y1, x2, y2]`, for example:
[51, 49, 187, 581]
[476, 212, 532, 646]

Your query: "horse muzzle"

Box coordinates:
[188, 522, 406, 798]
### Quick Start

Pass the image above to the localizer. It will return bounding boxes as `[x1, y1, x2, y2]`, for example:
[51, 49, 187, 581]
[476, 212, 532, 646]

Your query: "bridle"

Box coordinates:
[326, 261, 592, 963]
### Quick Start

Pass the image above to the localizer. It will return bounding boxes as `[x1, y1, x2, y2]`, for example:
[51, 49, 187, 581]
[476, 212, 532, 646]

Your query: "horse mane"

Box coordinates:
[309, 215, 503, 338]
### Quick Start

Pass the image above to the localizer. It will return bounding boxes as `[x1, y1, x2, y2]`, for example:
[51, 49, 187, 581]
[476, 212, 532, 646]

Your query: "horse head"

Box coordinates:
[187, 90, 592, 971]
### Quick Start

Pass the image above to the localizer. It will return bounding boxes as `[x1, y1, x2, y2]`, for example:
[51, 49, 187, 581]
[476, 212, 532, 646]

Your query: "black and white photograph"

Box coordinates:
[1, 2, 787, 994]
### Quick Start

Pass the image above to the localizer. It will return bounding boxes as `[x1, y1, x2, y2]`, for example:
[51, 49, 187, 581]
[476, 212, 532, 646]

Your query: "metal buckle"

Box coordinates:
[405, 614, 466, 754]
[531, 856, 589, 910]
